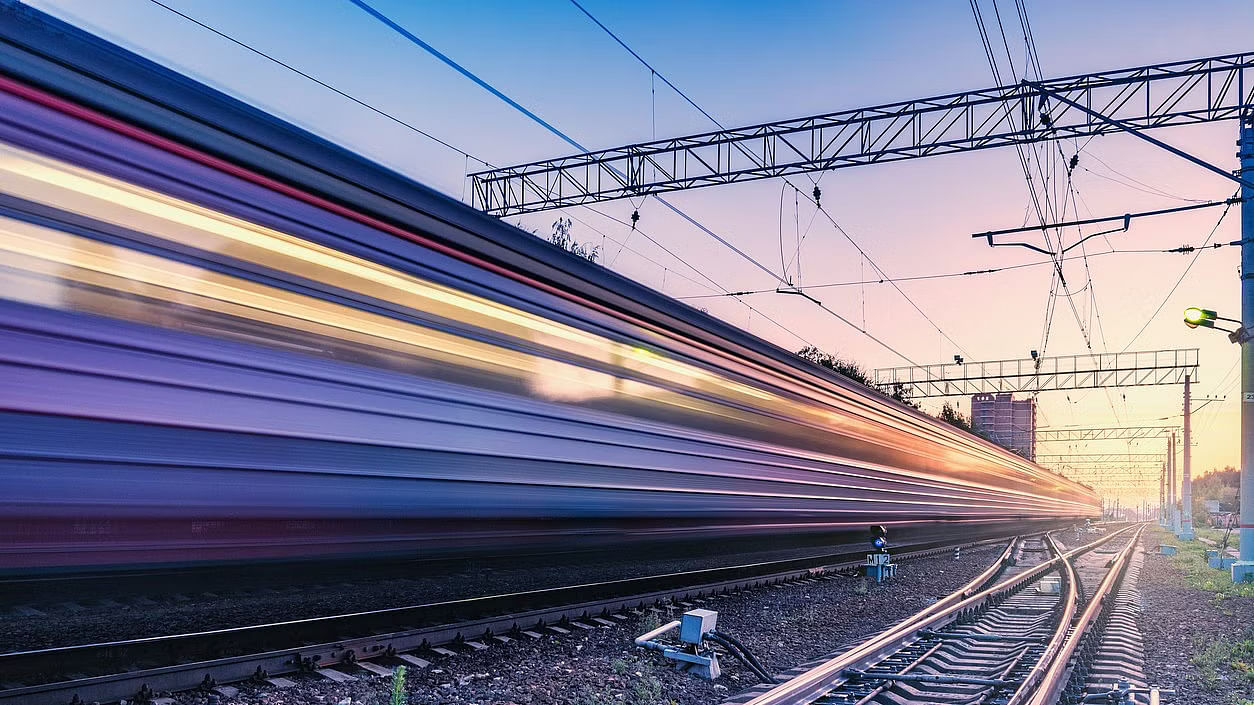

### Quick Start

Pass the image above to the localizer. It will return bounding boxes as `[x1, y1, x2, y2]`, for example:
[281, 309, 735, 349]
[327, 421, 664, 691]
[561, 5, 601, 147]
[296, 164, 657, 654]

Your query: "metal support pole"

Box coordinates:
[1234, 115, 1254, 582]
[1160, 463, 1166, 526]
[1169, 433, 1178, 532]
[1181, 374, 1194, 539]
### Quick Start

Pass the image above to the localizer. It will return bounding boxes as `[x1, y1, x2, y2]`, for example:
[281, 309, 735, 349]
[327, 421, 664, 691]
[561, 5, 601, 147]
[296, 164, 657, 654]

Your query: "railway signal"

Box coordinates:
[870, 525, 889, 553]
[865, 525, 897, 583]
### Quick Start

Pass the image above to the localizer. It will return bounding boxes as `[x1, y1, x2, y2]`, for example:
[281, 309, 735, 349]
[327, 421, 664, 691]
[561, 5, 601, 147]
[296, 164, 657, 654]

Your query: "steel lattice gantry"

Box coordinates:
[1035, 425, 1179, 442]
[1037, 453, 1165, 464]
[471, 52, 1254, 215]
[872, 348, 1198, 399]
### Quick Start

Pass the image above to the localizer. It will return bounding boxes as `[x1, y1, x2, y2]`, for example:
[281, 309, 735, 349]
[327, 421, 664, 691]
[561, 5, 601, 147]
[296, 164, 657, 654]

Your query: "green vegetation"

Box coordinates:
[1152, 527, 1254, 599]
[795, 346, 917, 407]
[1191, 466, 1239, 529]
[1195, 525, 1241, 551]
[547, 217, 601, 262]
[579, 655, 675, 705]
[390, 665, 407, 705]
[793, 347, 1012, 448]
[1191, 637, 1254, 690]
[637, 610, 662, 635]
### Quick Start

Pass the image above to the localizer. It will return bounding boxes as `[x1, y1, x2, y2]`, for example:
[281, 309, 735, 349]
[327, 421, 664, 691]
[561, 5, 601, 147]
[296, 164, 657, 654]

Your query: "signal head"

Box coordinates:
[869, 524, 888, 552]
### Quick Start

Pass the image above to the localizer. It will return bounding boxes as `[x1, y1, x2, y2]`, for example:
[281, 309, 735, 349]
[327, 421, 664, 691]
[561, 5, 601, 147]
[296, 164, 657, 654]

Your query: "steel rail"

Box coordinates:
[802, 537, 1023, 703]
[0, 534, 1014, 705]
[742, 526, 1134, 705]
[1005, 534, 1081, 704]
[1025, 525, 1146, 705]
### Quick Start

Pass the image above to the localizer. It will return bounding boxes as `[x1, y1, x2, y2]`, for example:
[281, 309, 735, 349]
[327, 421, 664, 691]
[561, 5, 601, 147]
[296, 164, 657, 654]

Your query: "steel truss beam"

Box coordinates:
[1036, 426, 1179, 442]
[873, 349, 1198, 398]
[1038, 453, 1164, 464]
[1051, 464, 1162, 472]
[471, 53, 1254, 215]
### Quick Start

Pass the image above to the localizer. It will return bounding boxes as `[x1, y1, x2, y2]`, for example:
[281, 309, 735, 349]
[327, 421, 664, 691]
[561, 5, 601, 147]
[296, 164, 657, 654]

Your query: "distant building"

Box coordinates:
[971, 393, 1036, 461]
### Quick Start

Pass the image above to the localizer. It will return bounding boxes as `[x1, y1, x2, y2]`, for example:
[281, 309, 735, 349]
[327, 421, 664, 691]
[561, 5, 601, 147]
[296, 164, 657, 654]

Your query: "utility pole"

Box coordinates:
[1181, 374, 1194, 539]
[1235, 115, 1254, 582]
[1168, 433, 1178, 532]
[1160, 462, 1166, 526]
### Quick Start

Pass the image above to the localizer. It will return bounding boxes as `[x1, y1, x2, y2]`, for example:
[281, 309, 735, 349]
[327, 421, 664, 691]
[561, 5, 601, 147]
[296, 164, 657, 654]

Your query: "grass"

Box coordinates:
[1152, 528, 1254, 703]
[580, 655, 676, 705]
[1151, 527, 1254, 600]
[1195, 525, 1241, 551]
[1191, 637, 1254, 691]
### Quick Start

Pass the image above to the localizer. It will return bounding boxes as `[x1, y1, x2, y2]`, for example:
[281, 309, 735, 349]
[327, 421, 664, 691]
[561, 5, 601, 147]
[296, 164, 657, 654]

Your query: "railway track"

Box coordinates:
[729, 524, 1154, 705]
[0, 534, 1013, 705]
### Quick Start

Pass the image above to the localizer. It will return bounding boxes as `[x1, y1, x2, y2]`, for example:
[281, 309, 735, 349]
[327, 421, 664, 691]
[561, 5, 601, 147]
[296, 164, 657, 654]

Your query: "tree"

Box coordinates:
[1191, 466, 1239, 528]
[796, 346, 917, 408]
[547, 217, 601, 263]
[938, 402, 974, 433]
[938, 401, 1005, 447]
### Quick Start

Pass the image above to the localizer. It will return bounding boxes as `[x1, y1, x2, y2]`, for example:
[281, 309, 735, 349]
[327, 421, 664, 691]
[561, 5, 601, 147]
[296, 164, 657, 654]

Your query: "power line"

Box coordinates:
[146, 0, 490, 167]
[348, 0, 583, 154]
[1120, 192, 1239, 351]
[553, 211, 717, 294]
[351, 0, 932, 365]
[1081, 151, 1207, 203]
[565, 0, 968, 359]
[150, 0, 809, 347]
[567, 0, 726, 132]
[971, 0, 1121, 424]
[813, 204, 971, 355]
[346, 0, 786, 285]
[676, 244, 1242, 300]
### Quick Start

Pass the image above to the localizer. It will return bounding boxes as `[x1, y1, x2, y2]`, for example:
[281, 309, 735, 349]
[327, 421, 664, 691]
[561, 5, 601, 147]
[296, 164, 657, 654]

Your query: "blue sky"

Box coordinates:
[30, 0, 1254, 498]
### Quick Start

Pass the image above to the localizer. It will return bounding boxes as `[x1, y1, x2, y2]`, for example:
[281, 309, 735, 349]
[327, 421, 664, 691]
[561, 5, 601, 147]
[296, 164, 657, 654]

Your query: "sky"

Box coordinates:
[29, 0, 1254, 504]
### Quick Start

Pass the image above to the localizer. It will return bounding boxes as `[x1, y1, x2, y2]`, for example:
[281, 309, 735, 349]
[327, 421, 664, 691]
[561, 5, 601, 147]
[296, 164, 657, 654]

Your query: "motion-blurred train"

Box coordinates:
[0, 4, 1098, 572]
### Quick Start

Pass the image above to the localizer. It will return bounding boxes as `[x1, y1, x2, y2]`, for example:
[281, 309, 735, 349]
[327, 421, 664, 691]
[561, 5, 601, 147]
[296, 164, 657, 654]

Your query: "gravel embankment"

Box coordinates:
[165, 545, 1004, 705]
[1140, 528, 1254, 705]
[0, 533, 987, 652]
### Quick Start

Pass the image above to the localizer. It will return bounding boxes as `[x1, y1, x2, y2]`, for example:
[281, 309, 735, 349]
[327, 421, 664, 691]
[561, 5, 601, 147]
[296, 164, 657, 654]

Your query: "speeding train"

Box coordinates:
[0, 4, 1098, 572]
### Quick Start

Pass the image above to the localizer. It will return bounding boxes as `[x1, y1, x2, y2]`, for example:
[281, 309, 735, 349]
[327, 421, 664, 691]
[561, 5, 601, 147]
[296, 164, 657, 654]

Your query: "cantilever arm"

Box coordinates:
[1025, 79, 1254, 191]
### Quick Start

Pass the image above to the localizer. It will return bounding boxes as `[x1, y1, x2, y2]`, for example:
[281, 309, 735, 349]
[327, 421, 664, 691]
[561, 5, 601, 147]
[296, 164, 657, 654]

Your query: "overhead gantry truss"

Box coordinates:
[1037, 453, 1165, 464]
[471, 52, 1254, 215]
[873, 348, 1198, 399]
[1036, 425, 1179, 442]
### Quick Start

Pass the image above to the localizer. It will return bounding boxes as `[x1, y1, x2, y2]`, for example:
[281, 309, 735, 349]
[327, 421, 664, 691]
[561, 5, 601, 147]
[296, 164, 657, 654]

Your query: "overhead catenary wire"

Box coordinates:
[147, 0, 491, 169]
[1081, 150, 1208, 203]
[674, 243, 1243, 300]
[565, 0, 970, 359]
[150, 0, 812, 348]
[351, 0, 936, 365]
[971, 0, 1125, 424]
[1120, 192, 1240, 351]
[346, 0, 781, 285]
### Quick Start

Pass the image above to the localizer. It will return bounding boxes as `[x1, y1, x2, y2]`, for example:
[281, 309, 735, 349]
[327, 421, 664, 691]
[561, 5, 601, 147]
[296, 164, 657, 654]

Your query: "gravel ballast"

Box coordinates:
[161, 544, 1005, 705]
[0, 532, 1006, 652]
[1139, 527, 1254, 705]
